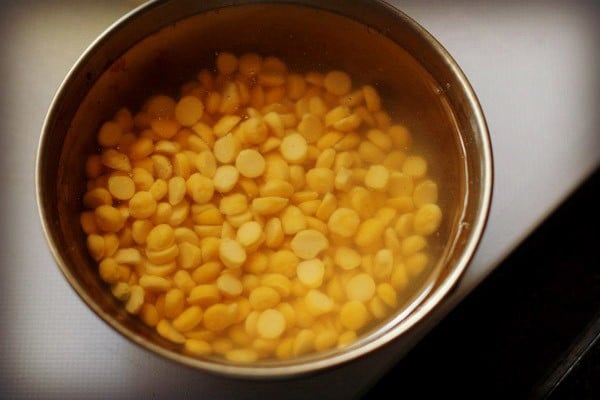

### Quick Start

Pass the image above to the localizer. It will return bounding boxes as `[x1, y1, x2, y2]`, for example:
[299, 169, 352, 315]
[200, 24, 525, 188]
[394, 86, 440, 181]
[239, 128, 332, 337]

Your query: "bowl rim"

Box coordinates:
[36, 0, 493, 379]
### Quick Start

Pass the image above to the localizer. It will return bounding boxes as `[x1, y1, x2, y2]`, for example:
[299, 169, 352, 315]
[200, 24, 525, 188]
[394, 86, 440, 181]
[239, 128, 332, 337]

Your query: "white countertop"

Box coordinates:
[1, 1, 598, 398]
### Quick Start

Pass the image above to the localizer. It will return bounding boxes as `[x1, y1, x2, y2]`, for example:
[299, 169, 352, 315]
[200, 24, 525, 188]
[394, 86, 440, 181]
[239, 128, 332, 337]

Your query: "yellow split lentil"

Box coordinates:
[81, 52, 444, 363]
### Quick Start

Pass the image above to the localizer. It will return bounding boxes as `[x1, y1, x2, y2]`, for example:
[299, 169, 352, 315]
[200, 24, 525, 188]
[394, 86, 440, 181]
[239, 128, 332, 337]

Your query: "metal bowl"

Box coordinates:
[36, 0, 492, 378]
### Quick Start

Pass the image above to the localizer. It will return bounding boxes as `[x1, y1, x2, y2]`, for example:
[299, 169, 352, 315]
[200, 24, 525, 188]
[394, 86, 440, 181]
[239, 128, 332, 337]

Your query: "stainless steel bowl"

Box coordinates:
[36, 0, 492, 378]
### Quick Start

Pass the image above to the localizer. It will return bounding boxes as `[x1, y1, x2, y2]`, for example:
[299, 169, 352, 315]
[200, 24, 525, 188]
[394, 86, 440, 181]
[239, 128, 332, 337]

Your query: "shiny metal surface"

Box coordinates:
[36, 0, 492, 378]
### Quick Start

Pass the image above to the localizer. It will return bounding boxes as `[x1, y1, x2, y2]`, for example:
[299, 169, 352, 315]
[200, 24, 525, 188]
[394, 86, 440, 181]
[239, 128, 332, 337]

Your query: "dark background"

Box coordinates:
[364, 168, 600, 399]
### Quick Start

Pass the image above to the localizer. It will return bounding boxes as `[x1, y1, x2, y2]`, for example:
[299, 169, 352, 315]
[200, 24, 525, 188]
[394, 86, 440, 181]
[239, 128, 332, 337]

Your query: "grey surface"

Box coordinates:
[1, 1, 598, 399]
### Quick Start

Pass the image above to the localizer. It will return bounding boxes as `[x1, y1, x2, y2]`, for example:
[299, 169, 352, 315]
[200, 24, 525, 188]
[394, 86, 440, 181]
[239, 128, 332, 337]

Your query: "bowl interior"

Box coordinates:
[38, 1, 489, 376]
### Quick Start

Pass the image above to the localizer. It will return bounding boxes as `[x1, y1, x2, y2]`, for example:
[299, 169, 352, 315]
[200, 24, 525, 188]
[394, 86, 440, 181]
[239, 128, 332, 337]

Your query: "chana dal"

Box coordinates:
[80, 52, 443, 363]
